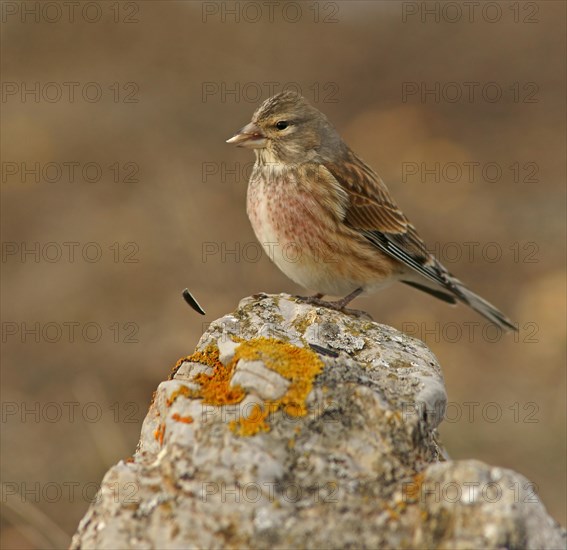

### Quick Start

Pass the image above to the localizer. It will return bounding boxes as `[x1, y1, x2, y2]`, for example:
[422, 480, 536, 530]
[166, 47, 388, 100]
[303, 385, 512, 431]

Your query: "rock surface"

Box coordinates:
[71, 293, 565, 549]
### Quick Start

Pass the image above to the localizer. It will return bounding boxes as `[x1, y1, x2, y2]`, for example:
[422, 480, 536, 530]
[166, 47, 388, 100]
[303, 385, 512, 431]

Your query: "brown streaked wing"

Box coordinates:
[324, 151, 430, 263]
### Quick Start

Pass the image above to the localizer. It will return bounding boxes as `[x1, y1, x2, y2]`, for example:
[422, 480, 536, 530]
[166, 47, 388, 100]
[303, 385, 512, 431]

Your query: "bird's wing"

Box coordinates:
[321, 151, 517, 331]
[322, 151, 453, 290]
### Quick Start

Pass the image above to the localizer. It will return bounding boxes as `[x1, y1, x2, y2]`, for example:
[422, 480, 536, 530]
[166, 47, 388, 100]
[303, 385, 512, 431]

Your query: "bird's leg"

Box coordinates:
[295, 288, 371, 319]
[330, 287, 364, 310]
[328, 288, 372, 318]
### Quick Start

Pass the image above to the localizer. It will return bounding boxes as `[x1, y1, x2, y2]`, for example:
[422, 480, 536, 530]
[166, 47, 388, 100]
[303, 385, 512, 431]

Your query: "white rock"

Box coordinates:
[217, 338, 240, 365]
[71, 293, 565, 550]
[230, 359, 290, 400]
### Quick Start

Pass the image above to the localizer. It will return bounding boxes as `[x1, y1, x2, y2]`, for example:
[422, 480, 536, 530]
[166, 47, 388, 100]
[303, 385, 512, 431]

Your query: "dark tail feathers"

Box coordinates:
[401, 277, 517, 332]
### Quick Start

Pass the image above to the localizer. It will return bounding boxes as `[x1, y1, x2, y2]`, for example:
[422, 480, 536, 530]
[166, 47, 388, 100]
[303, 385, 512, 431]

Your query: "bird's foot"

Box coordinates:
[293, 293, 325, 306]
[294, 290, 372, 320]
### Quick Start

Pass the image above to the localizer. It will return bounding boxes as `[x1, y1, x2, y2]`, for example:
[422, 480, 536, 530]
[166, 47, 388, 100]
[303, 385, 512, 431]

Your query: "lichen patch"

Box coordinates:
[169, 337, 324, 438]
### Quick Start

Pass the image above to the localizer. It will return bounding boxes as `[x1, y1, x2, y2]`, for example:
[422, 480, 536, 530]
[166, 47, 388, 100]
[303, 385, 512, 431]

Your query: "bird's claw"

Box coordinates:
[293, 294, 373, 320]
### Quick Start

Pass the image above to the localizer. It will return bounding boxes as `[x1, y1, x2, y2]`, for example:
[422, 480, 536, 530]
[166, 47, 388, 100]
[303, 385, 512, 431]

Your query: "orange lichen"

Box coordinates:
[166, 384, 194, 406]
[229, 337, 324, 436]
[229, 403, 271, 436]
[171, 413, 194, 424]
[169, 346, 224, 380]
[194, 367, 245, 406]
[168, 346, 245, 407]
[167, 338, 324, 437]
[235, 338, 324, 414]
[401, 471, 425, 503]
[154, 423, 165, 445]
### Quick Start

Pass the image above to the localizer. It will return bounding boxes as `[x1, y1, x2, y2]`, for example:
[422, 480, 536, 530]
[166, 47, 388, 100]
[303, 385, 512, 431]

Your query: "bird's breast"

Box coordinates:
[247, 166, 320, 250]
[244, 162, 396, 295]
[246, 164, 339, 284]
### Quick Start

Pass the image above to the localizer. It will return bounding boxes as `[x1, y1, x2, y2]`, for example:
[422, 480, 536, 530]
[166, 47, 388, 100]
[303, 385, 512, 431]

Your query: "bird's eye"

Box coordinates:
[275, 120, 290, 130]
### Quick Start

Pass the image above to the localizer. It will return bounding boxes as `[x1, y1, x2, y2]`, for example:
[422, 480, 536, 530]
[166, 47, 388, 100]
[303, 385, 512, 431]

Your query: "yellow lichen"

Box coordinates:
[229, 403, 271, 436]
[168, 338, 324, 438]
[154, 423, 165, 445]
[402, 471, 425, 503]
[169, 346, 245, 407]
[229, 337, 324, 436]
[171, 413, 194, 424]
[193, 349, 246, 406]
[166, 384, 194, 406]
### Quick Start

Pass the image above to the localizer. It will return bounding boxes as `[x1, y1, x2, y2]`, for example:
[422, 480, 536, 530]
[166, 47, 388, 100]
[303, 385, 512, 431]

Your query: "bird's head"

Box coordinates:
[226, 91, 341, 165]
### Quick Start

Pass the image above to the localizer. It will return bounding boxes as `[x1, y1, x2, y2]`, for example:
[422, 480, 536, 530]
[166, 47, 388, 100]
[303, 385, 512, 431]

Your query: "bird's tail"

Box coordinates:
[401, 274, 517, 332]
[450, 279, 517, 331]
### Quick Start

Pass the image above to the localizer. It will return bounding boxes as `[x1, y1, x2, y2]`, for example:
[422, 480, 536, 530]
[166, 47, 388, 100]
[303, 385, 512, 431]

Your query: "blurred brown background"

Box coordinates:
[1, 1, 565, 547]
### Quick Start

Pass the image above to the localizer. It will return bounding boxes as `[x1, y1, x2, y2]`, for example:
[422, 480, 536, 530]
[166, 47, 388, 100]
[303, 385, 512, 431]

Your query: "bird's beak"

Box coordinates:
[226, 122, 267, 149]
